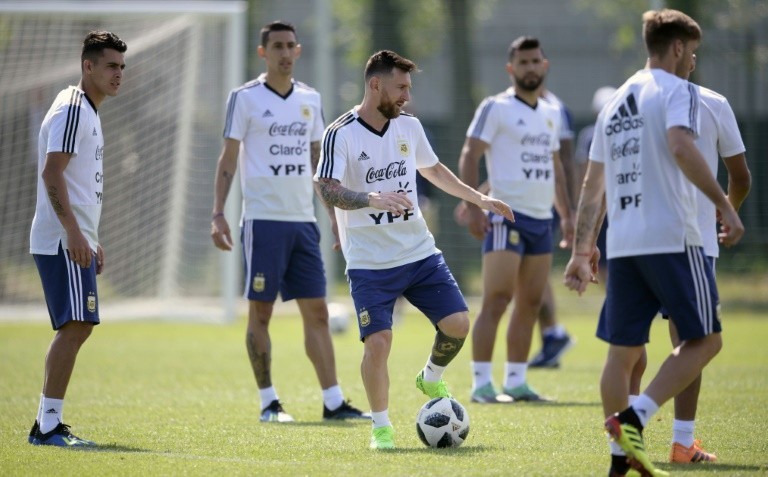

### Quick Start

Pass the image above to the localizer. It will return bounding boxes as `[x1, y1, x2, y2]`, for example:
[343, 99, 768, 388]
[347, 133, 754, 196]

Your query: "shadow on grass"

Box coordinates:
[467, 400, 601, 408]
[77, 443, 152, 453]
[367, 444, 496, 455]
[660, 463, 766, 473]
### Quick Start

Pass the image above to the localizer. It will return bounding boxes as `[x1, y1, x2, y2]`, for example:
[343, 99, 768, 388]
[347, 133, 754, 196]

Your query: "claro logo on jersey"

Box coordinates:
[366, 160, 407, 184]
[605, 93, 644, 136]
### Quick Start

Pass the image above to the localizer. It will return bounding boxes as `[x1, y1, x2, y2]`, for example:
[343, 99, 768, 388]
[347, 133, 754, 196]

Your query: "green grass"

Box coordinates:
[1, 297, 767, 476]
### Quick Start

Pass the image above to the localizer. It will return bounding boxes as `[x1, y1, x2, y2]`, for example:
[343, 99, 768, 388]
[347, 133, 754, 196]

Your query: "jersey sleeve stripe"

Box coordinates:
[687, 83, 699, 136]
[320, 112, 355, 178]
[62, 89, 82, 154]
[223, 90, 238, 138]
[470, 98, 495, 138]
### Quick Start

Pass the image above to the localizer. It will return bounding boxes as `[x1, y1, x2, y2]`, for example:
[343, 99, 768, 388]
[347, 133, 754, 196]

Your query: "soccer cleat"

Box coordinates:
[323, 400, 372, 420]
[669, 439, 717, 463]
[28, 421, 39, 444]
[502, 382, 551, 402]
[369, 425, 395, 450]
[31, 422, 96, 447]
[470, 383, 513, 404]
[605, 415, 669, 477]
[529, 334, 575, 368]
[415, 371, 452, 399]
[260, 399, 294, 423]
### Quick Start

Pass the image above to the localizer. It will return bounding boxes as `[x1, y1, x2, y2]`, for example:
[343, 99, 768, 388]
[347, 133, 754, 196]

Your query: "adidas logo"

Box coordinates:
[262, 109, 274, 118]
[605, 93, 644, 136]
[507, 372, 517, 377]
[92, 127, 97, 136]
[517, 119, 525, 126]
[357, 151, 371, 161]
[45, 408, 58, 414]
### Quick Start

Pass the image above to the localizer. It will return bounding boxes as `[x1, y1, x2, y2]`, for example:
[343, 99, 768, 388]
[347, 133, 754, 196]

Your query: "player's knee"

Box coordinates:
[58, 321, 94, 344]
[481, 294, 512, 319]
[363, 331, 392, 361]
[438, 312, 470, 338]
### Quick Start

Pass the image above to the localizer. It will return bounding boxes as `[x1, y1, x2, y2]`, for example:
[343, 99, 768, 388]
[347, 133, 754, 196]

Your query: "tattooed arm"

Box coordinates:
[41, 151, 92, 268]
[316, 177, 414, 215]
[211, 138, 239, 251]
[310, 141, 342, 251]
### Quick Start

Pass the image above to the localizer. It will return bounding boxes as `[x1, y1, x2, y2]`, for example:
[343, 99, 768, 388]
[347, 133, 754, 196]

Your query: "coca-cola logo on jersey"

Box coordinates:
[520, 133, 551, 146]
[269, 122, 307, 137]
[366, 160, 408, 184]
[611, 137, 640, 160]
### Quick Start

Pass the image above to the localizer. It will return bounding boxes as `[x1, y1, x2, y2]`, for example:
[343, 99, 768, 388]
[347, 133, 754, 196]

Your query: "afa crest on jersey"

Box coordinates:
[253, 273, 265, 292]
[398, 140, 410, 157]
[358, 308, 370, 327]
[300, 105, 312, 120]
[546, 119, 554, 130]
[87, 293, 97, 313]
[508, 230, 520, 245]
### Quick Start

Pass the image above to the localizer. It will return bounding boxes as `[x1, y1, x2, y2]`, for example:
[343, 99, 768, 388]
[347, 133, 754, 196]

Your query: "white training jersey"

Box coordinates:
[694, 84, 745, 258]
[223, 74, 324, 222]
[467, 88, 562, 219]
[30, 86, 104, 255]
[315, 109, 439, 270]
[590, 69, 702, 258]
[541, 90, 575, 140]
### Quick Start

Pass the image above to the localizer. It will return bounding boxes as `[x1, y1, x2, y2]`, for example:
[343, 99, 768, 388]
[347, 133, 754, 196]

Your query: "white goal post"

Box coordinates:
[0, 1, 246, 322]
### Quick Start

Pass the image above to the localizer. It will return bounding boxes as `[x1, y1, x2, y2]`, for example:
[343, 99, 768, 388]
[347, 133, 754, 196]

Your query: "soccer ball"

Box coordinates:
[327, 302, 350, 334]
[415, 397, 470, 448]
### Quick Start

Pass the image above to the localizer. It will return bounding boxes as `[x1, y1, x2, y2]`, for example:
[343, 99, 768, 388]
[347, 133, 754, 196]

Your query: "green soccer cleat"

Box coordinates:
[260, 399, 294, 423]
[369, 425, 395, 450]
[415, 371, 452, 399]
[605, 415, 669, 477]
[470, 383, 513, 404]
[502, 382, 551, 402]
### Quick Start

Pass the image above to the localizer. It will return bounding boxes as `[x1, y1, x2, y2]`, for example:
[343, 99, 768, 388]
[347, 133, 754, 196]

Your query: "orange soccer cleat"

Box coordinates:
[669, 439, 717, 463]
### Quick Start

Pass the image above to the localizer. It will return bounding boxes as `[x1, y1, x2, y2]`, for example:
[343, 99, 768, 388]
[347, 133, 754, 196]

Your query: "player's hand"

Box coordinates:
[211, 214, 233, 251]
[564, 252, 598, 296]
[717, 206, 744, 247]
[368, 191, 413, 216]
[480, 197, 514, 223]
[453, 201, 470, 227]
[330, 217, 341, 252]
[95, 244, 105, 275]
[465, 204, 490, 241]
[66, 229, 92, 268]
[559, 213, 575, 249]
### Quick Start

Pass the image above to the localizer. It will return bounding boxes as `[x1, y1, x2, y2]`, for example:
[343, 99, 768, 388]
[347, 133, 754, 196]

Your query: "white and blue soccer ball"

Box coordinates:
[327, 302, 350, 334]
[416, 397, 470, 448]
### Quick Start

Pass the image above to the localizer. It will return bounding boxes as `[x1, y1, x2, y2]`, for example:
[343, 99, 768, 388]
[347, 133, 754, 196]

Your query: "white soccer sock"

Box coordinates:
[259, 386, 279, 411]
[628, 394, 639, 405]
[631, 394, 660, 428]
[503, 362, 527, 389]
[422, 358, 446, 382]
[371, 410, 391, 429]
[608, 436, 625, 456]
[543, 324, 567, 339]
[322, 385, 344, 411]
[39, 396, 64, 434]
[672, 419, 695, 447]
[35, 393, 44, 424]
[471, 361, 493, 391]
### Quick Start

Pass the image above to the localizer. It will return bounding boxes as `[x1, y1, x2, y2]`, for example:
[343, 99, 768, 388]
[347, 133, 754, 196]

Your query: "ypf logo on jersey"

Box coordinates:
[605, 93, 644, 136]
[87, 292, 97, 313]
[252, 273, 265, 293]
[358, 308, 370, 327]
[300, 105, 312, 120]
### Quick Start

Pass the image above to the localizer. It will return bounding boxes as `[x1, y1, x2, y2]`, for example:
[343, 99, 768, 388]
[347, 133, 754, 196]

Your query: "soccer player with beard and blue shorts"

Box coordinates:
[315, 50, 514, 450]
[211, 21, 368, 424]
[565, 9, 744, 476]
[28, 31, 126, 447]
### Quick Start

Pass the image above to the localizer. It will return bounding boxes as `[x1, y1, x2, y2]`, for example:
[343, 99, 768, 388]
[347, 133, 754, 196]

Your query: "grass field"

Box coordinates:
[1, 288, 767, 476]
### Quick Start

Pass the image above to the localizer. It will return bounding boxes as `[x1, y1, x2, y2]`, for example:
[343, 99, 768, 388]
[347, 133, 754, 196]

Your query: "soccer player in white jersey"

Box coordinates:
[315, 50, 513, 449]
[28, 31, 126, 447]
[564, 9, 744, 476]
[458, 36, 573, 404]
[628, 52, 751, 465]
[210, 21, 368, 423]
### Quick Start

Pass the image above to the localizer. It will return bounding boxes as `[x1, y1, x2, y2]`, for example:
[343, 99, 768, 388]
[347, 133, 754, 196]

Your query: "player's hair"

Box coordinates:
[642, 9, 701, 57]
[81, 30, 127, 67]
[260, 21, 297, 47]
[508, 36, 544, 61]
[364, 50, 418, 80]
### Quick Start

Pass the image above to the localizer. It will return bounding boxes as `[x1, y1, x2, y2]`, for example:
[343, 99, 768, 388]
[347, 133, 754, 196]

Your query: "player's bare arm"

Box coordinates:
[457, 137, 492, 240]
[564, 160, 605, 295]
[722, 152, 751, 211]
[42, 151, 91, 268]
[668, 126, 744, 246]
[310, 142, 341, 250]
[552, 149, 575, 248]
[211, 138, 239, 251]
[419, 161, 514, 222]
[316, 177, 413, 214]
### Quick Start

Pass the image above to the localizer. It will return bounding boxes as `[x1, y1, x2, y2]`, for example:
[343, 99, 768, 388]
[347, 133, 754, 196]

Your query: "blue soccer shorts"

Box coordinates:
[241, 219, 326, 302]
[483, 211, 553, 256]
[347, 253, 468, 341]
[597, 246, 721, 346]
[33, 243, 100, 330]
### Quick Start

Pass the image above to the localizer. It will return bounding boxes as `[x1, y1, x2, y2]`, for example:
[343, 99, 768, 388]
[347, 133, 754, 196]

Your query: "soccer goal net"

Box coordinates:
[0, 1, 246, 322]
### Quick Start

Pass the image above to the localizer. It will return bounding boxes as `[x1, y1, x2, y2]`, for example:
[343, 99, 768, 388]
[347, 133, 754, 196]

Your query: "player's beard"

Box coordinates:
[515, 73, 544, 92]
[377, 91, 401, 119]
